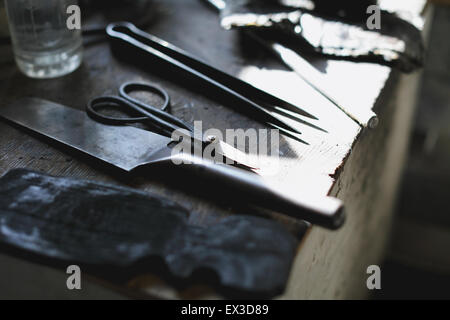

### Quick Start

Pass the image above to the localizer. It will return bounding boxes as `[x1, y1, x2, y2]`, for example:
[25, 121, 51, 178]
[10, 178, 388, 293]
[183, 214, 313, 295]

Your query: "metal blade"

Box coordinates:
[0, 97, 172, 172]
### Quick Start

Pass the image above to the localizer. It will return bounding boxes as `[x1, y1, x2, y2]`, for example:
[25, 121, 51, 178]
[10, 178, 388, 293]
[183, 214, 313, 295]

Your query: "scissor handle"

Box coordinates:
[86, 83, 171, 125]
[119, 82, 193, 132]
[87, 82, 194, 138]
[86, 95, 149, 124]
[87, 94, 182, 140]
[119, 82, 170, 113]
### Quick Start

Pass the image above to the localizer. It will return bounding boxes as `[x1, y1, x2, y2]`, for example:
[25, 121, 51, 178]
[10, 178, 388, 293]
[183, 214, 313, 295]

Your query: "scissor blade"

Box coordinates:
[0, 98, 172, 172]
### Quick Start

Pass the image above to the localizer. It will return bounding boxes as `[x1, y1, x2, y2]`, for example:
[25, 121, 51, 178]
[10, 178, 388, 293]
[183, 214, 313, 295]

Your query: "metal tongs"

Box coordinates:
[106, 22, 317, 141]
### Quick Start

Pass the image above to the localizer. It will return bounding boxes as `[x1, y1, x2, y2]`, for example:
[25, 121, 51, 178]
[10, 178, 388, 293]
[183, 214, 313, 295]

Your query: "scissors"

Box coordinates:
[87, 81, 257, 169]
[87, 82, 194, 138]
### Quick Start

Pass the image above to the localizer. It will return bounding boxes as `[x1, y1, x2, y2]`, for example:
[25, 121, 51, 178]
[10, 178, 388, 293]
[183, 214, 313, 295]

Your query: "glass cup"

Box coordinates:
[4, 0, 83, 79]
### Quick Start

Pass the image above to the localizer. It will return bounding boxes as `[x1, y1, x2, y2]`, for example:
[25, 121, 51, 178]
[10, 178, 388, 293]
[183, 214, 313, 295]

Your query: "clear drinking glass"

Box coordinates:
[4, 0, 83, 78]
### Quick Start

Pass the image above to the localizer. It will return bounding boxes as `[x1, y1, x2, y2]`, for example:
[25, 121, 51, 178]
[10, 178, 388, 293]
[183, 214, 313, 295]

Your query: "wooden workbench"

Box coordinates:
[0, 0, 428, 299]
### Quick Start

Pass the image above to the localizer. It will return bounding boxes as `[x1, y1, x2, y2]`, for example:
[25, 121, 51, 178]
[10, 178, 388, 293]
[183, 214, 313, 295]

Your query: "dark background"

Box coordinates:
[374, 4, 450, 300]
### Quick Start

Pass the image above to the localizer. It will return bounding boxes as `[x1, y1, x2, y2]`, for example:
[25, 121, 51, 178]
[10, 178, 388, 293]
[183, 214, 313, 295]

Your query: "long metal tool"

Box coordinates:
[0, 97, 345, 229]
[106, 22, 319, 137]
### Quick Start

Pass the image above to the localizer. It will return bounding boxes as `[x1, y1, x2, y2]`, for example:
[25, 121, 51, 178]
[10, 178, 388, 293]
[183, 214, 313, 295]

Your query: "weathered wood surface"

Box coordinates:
[0, 0, 426, 299]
